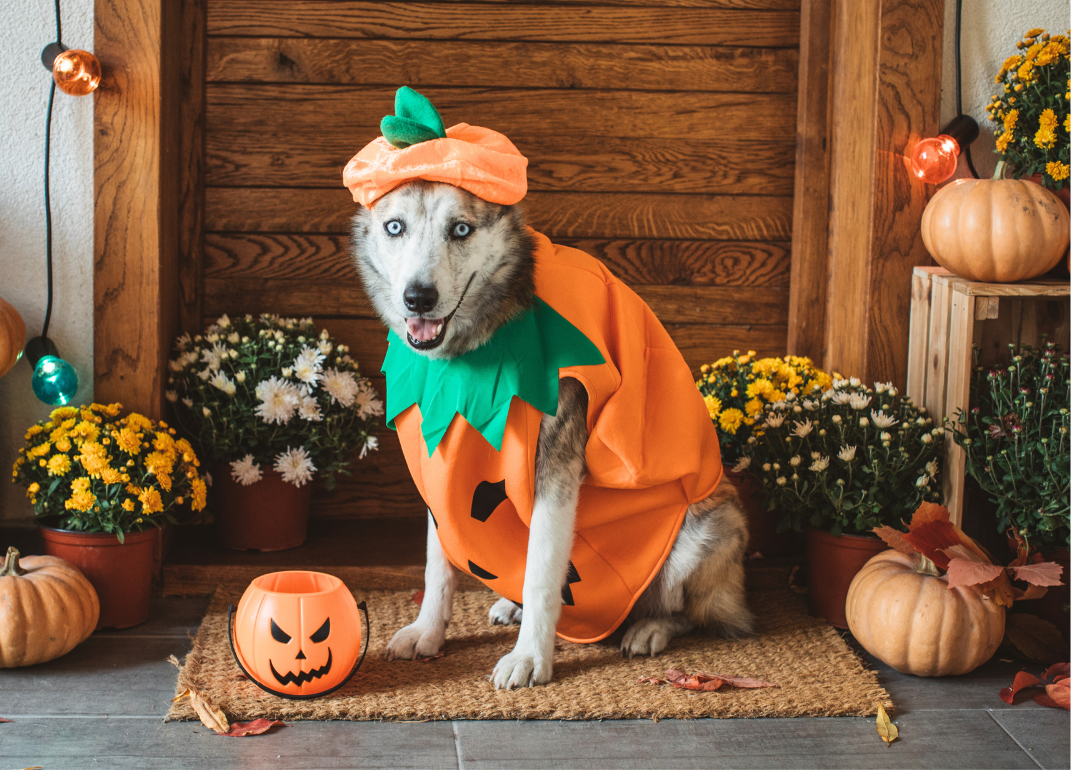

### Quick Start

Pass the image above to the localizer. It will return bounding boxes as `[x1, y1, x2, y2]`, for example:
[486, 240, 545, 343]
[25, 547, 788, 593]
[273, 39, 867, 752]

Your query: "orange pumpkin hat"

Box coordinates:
[342, 87, 529, 209]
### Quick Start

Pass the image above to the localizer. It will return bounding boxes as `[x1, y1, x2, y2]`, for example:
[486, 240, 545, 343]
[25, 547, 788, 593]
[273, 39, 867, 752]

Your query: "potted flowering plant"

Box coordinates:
[168, 314, 383, 551]
[740, 378, 945, 627]
[11, 402, 206, 628]
[697, 351, 832, 556]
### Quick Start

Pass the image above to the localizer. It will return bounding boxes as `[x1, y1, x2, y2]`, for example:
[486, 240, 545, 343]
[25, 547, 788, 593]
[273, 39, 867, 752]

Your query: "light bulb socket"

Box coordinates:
[41, 42, 68, 71]
[25, 336, 60, 368]
[941, 115, 979, 153]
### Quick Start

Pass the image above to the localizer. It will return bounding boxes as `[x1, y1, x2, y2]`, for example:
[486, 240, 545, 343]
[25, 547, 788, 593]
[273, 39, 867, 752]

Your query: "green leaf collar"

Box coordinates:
[382, 298, 605, 455]
[380, 87, 447, 149]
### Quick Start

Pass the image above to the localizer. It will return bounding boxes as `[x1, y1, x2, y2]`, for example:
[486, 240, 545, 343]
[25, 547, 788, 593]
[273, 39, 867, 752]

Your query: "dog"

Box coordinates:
[351, 180, 752, 689]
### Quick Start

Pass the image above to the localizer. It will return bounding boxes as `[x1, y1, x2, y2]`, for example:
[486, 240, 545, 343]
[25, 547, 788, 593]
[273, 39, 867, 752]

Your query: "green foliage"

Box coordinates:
[950, 341, 1070, 554]
[741, 379, 944, 536]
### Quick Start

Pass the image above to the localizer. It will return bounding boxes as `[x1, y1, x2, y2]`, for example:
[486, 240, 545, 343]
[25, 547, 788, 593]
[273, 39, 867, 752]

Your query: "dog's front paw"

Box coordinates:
[490, 647, 552, 689]
[488, 598, 523, 626]
[385, 622, 445, 661]
[620, 618, 675, 659]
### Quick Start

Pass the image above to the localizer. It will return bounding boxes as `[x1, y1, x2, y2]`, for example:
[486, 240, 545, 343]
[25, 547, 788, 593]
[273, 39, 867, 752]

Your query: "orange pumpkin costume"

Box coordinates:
[385, 232, 723, 643]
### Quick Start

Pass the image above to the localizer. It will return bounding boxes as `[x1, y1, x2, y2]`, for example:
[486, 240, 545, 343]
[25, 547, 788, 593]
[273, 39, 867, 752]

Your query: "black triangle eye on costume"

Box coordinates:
[310, 617, 330, 643]
[270, 618, 292, 644]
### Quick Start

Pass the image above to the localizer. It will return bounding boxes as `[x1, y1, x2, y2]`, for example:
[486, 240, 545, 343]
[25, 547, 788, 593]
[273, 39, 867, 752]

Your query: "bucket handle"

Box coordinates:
[227, 600, 370, 701]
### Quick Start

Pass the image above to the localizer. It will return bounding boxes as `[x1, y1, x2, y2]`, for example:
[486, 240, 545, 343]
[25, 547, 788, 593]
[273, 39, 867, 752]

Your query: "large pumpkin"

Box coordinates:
[0, 546, 100, 667]
[921, 174, 1070, 283]
[0, 295, 26, 378]
[845, 549, 1005, 676]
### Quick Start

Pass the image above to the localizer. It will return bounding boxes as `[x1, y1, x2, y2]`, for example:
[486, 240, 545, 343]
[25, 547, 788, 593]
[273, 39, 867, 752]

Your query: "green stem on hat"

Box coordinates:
[381, 87, 447, 149]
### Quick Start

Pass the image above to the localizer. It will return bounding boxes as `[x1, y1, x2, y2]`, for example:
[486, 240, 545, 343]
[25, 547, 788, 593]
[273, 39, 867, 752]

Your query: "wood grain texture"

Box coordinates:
[943, 288, 974, 526]
[205, 233, 791, 287]
[904, 268, 932, 404]
[786, 0, 831, 363]
[177, 0, 207, 337]
[203, 278, 790, 326]
[207, 2, 800, 46]
[94, 0, 177, 418]
[205, 188, 794, 241]
[207, 38, 799, 93]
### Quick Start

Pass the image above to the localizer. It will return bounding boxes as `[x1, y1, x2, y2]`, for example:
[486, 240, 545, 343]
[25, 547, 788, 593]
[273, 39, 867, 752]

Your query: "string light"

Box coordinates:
[51, 49, 100, 96]
[910, 115, 979, 185]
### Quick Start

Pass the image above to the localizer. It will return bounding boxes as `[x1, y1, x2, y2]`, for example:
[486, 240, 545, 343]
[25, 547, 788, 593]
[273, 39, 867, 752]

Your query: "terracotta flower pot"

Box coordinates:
[213, 465, 312, 552]
[805, 527, 888, 629]
[724, 464, 799, 557]
[38, 526, 157, 629]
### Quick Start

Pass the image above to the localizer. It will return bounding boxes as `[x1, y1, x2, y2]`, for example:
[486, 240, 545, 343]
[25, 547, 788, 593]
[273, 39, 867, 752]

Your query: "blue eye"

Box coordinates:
[385, 220, 404, 236]
[452, 222, 473, 238]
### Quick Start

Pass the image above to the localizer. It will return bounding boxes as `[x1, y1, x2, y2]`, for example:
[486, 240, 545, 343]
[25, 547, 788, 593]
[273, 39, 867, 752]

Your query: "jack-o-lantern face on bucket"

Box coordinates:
[230, 571, 367, 699]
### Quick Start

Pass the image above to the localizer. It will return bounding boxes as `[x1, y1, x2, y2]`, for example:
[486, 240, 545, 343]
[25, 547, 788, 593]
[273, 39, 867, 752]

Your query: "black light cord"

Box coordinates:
[955, 0, 980, 178]
[41, 0, 62, 341]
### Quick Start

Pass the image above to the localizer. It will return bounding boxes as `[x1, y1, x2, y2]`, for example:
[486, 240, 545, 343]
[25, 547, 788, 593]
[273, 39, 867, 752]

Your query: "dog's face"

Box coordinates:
[351, 181, 535, 359]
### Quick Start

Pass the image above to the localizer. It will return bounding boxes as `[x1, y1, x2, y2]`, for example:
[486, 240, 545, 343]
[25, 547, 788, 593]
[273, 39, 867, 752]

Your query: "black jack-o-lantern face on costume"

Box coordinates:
[230, 571, 368, 699]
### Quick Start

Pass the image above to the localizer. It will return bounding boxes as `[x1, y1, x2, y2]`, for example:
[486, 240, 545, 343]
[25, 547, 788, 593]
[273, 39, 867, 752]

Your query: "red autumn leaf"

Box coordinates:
[902, 520, 962, 570]
[0, 718, 11, 723]
[1044, 663, 1070, 683]
[1005, 614, 1070, 663]
[1011, 562, 1064, 587]
[217, 718, 287, 737]
[942, 549, 1005, 590]
[641, 669, 777, 692]
[699, 672, 779, 689]
[417, 650, 445, 663]
[638, 675, 667, 686]
[999, 671, 1043, 704]
[412, 590, 424, 606]
[1012, 583, 1049, 602]
[1041, 679, 1071, 710]
[909, 501, 951, 529]
[872, 526, 917, 555]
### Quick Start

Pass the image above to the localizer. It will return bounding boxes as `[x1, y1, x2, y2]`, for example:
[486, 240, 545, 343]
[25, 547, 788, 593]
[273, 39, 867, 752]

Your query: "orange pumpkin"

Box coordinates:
[230, 571, 367, 699]
[845, 550, 1005, 676]
[0, 546, 99, 667]
[921, 171, 1071, 283]
[0, 295, 25, 378]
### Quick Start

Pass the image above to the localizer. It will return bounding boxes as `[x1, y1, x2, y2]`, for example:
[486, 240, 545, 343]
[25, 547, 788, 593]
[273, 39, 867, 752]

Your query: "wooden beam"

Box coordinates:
[787, 0, 832, 364]
[822, 0, 944, 387]
[177, 0, 207, 337]
[94, 0, 180, 417]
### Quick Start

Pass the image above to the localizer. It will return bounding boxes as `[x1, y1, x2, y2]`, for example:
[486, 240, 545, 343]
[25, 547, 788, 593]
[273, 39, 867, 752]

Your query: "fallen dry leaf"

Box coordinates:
[1005, 614, 1069, 663]
[872, 526, 917, 555]
[1038, 679, 1071, 710]
[876, 703, 898, 746]
[999, 671, 1042, 704]
[638, 669, 777, 692]
[1044, 663, 1070, 682]
[417, 650, 445, 663]
[217, 718, 287, 737]
[412, 590, 424, 606]
[168, 654, 230, 733]
[0, 717, 11, 723]
[1011, 562, 1065, 587]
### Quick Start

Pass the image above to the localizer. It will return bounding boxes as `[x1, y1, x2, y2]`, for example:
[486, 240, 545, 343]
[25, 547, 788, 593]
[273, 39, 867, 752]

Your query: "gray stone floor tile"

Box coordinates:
[92, 595, 209, 638]
[453, 711, 1041, 769]
[991, 709, 1072, 769]
[0, 637, 192, 716]
[0, 717, 459, 770]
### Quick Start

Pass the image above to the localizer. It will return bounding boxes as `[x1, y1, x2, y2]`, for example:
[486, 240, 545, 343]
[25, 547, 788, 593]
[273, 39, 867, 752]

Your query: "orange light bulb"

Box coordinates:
[910, 134, 960, 185]
[52, 49, 100, 96]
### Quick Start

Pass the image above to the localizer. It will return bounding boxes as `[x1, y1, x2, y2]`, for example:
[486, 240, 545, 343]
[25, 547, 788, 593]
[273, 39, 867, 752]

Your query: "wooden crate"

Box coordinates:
[905, 266, 1070, 527]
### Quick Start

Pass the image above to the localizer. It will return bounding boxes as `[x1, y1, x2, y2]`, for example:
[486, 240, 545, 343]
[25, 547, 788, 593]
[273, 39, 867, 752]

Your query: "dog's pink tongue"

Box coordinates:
[406, 317, 442, 342]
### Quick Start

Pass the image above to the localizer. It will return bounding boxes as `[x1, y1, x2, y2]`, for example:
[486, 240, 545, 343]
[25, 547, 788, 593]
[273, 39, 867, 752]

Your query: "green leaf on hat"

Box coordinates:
[381, 87, 447, 149]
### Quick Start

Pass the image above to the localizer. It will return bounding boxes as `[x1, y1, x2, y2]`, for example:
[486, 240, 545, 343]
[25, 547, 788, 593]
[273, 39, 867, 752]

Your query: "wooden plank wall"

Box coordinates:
[194, 0, 802, 518]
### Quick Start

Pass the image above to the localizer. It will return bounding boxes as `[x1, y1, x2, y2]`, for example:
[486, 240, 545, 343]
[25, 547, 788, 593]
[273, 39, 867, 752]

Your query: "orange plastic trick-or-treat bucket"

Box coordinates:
[228, 571, 369, 699]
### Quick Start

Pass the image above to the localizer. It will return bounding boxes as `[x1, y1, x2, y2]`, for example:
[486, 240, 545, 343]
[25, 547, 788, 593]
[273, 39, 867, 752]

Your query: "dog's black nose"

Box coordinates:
[404, 283, 439, 313]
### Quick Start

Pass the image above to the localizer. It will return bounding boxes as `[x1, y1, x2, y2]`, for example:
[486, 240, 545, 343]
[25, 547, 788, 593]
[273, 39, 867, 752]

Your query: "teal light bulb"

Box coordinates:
[32, 355, 79, 405]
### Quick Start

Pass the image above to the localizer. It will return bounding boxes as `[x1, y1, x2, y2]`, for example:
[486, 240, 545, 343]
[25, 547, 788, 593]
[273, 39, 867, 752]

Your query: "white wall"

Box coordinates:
[942, 0, 1071, 179]
[0, 0, 94, 524]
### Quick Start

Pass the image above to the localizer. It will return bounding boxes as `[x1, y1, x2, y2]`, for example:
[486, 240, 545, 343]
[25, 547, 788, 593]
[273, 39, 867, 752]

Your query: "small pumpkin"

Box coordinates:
[0, 546, 100, 667]
[921, 162, 1071, 283]
[0, 295, 26, 378]
[845, 549, 1005, 677]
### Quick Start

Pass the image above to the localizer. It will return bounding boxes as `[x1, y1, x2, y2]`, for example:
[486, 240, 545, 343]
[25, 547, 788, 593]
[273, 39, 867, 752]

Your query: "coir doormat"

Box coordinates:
[167, 577, 890, 722]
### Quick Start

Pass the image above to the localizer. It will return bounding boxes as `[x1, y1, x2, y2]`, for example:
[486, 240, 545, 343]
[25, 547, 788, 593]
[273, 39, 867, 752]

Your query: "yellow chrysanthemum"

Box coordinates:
[744, 398, 764, 418]
[153, 432, 177, 459]
[996, 130, 1013, 153]
[138, 487, 163, 514]
[50, 406, 78, 423]
[1017, 60, 1035, 82]
[144, 451, 174, 478]
[46, 454, 71, 477]
[25, 425, 45, 439]
[718, 408, 744, 435]
[27, 442, 52, 458]
[70, 420, 100, 445]
[746, 378, 774, 399]
[703, 395, 722, 421]
[766, 389, 785, 403]
[28, 482, 40, 494]
[121, 499, 136, 512]
[1065, 114, 1071, 133]
[101, 467, 124, 485]
[65, 481, 96, 512]
[125, 412, 154, 433]
[1046, 161, 1070, 181]
[1035, 41, 1063, 66]
[730, 388, 739, 398]
[998, 54, 1022, 76]
[96, 402, 123, 417]
[1004, 109, 1019, 130]
[191, 477, 208, 511]
[115, 427, 142, 456]
[76, 442, 110, 478]
[1035, 108, 1059, 148]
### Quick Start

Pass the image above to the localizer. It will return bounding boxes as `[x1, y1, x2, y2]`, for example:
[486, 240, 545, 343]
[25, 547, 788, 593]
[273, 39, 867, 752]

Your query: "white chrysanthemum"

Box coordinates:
[810, 451, 821, 460]
[791, 419, 814, 438]
[274, 446, 316, 488]
[298, 394, 323, 422]
[776, 476, 787, 486]
[765, 413, 785, 429]
[292, 346, 325, 390]
[210, 370, 237, 396]
[317, 339, 333, 356]
[182, 397, 194, 408]
[255, 376, 300, 424]
[217, 314, 232, 329]
[920, 433, 933, 444]
[849, 377, 861, 387]
[230, 454, 262, 487]
[925, 458, 939, 479]
[322, 369, 360, 407]
[915, 474, 930, 488]
[197, 367, 212, 381]
[848, 393, 872, 410]
[355, 382, 384, 419]
[176, 332, 192, 349]
[359, 434, 379, 460]
[165, 390, 178, 402]
[802, 399, 816, 410]
[733, 456, 751, 473]
[789, 456, 802, 467]
[227, 332, 240, 344]
[837, 445, 857, 462]
[831, 391, 851, 405]
[871, 410, 898, 429]
[201, 341, 229, 370]
[809, 456, 830, 473]
[880, 431, 892, 442]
